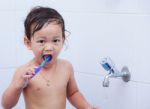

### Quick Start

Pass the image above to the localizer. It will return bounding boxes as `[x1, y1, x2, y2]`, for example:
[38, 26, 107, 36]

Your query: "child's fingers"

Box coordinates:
[21, 70, 34, 88]
[23, 70, 35, 79]
[23, 74, 33, 79]
[33, 66, 39, 75]
[21, 66, 37, 87]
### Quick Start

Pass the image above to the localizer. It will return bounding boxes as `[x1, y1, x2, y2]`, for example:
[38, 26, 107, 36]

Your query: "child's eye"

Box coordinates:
[37, 40, 45, 44]
[53, 39, 60, 43]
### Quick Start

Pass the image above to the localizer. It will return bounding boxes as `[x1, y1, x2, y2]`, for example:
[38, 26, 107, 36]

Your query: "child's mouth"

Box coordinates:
[42, 54, 52, 62]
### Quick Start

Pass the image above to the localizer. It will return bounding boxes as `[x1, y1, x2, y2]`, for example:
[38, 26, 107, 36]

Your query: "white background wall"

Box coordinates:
[0, 0, 150, 109]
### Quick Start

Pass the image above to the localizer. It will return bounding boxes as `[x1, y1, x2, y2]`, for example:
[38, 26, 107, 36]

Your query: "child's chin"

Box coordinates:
[44, 62, 52, 67]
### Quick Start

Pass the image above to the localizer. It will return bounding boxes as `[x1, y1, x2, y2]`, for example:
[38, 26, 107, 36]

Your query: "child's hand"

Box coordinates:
[16, 68, 35, 89]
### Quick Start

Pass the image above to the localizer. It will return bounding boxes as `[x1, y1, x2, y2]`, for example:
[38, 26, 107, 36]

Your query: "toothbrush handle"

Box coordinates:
[34, 66, 42, 74]
[34, 58, 49, 74]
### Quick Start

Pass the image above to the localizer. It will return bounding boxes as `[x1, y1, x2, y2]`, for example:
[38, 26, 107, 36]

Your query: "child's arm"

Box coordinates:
[68, 91, 99, 109]
[67, 63, 100, 109]
[1, 67, 34, 109]
[2, 83, 23, 109]
[68, 90, 91, 109]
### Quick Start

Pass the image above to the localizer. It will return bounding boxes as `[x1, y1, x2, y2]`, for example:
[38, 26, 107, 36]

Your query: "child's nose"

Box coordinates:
[44, 43, 54, 51]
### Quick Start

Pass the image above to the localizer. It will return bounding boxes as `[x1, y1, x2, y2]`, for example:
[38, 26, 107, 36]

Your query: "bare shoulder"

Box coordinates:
[13, 61, 32, 78]
[15, 63, 28, 73]
[58, 59, 73, 69]
[58, 59, 74, 78]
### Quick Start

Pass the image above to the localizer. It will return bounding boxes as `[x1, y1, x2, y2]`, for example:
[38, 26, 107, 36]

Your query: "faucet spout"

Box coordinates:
[103, 73, 112, 87]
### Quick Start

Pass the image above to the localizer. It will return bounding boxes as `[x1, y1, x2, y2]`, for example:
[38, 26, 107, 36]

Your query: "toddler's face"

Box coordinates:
[28, 22, 64, 65]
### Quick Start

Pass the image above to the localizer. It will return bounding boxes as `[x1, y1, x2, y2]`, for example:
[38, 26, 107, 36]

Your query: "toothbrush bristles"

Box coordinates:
[44, 55, 52, 62]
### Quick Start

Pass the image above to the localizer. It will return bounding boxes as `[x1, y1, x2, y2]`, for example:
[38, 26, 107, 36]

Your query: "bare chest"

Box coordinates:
[25, 70, 69, 98]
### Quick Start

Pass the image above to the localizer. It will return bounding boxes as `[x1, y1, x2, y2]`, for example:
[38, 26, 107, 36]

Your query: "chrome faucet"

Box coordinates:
[100, 57, 131, 87]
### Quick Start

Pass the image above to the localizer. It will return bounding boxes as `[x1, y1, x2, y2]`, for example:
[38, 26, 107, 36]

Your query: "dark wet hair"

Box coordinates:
[24, 6, 65, 40]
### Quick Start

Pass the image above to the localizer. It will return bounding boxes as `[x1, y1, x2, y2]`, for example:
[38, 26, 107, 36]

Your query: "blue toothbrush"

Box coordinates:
[101, 62, 112, 71]
[34, 55, 52, 74]
[100, 57, 115, 73]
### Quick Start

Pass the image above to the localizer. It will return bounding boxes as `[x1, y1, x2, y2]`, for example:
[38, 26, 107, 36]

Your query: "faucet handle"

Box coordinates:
[121, 66, 131, 82]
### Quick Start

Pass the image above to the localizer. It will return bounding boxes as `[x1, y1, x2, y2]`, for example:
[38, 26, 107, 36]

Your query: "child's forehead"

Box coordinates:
[33, 23, 63, 38]
[31, 21, 62, 31]
[42, 21, 62, 29]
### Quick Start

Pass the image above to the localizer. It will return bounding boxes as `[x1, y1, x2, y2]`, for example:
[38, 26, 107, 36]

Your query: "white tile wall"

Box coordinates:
[13, 11, 34, 66]
[0, 69, 16, 109]
[0, 11, 17, 69]
[0, 0, 150, 109]
[138, 0, 150, 13]
[0, 1, 14, 11]
[137, 83, 150, 109]
[132, 15, 150, 83]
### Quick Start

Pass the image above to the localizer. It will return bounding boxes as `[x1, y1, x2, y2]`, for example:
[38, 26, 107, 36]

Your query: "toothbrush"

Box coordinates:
[100, 58, 112, 71]
[100, 57, 115, 73]
[34, 55, 52, 74]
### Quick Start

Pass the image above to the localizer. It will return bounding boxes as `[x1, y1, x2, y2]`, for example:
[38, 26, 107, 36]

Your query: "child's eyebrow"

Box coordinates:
[35, 35, 62, 40]
[54, 36, 61, 39]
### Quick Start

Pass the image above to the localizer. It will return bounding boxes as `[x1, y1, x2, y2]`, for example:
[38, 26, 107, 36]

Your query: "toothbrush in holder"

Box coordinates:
[34, 55, 52, 74]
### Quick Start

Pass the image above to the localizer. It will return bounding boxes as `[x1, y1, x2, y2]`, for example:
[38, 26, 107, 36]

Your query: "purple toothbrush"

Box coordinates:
[34, 55, 52, 74]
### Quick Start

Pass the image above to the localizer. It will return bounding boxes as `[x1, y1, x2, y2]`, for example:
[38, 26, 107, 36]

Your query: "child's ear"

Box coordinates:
[24, 36, 32, 50]
[62, 37, 65, 44]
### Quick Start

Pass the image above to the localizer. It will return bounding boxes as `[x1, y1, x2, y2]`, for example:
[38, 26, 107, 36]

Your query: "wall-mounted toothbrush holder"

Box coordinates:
[100, 57, 131, 87]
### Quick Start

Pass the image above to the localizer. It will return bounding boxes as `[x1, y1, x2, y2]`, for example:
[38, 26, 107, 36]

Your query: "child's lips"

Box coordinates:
[42, 54, 52, 61]
[42, 55, 47, 60]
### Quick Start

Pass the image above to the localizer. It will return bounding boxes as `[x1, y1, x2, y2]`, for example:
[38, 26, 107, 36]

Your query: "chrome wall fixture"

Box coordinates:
[100, 57, 131, 87]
